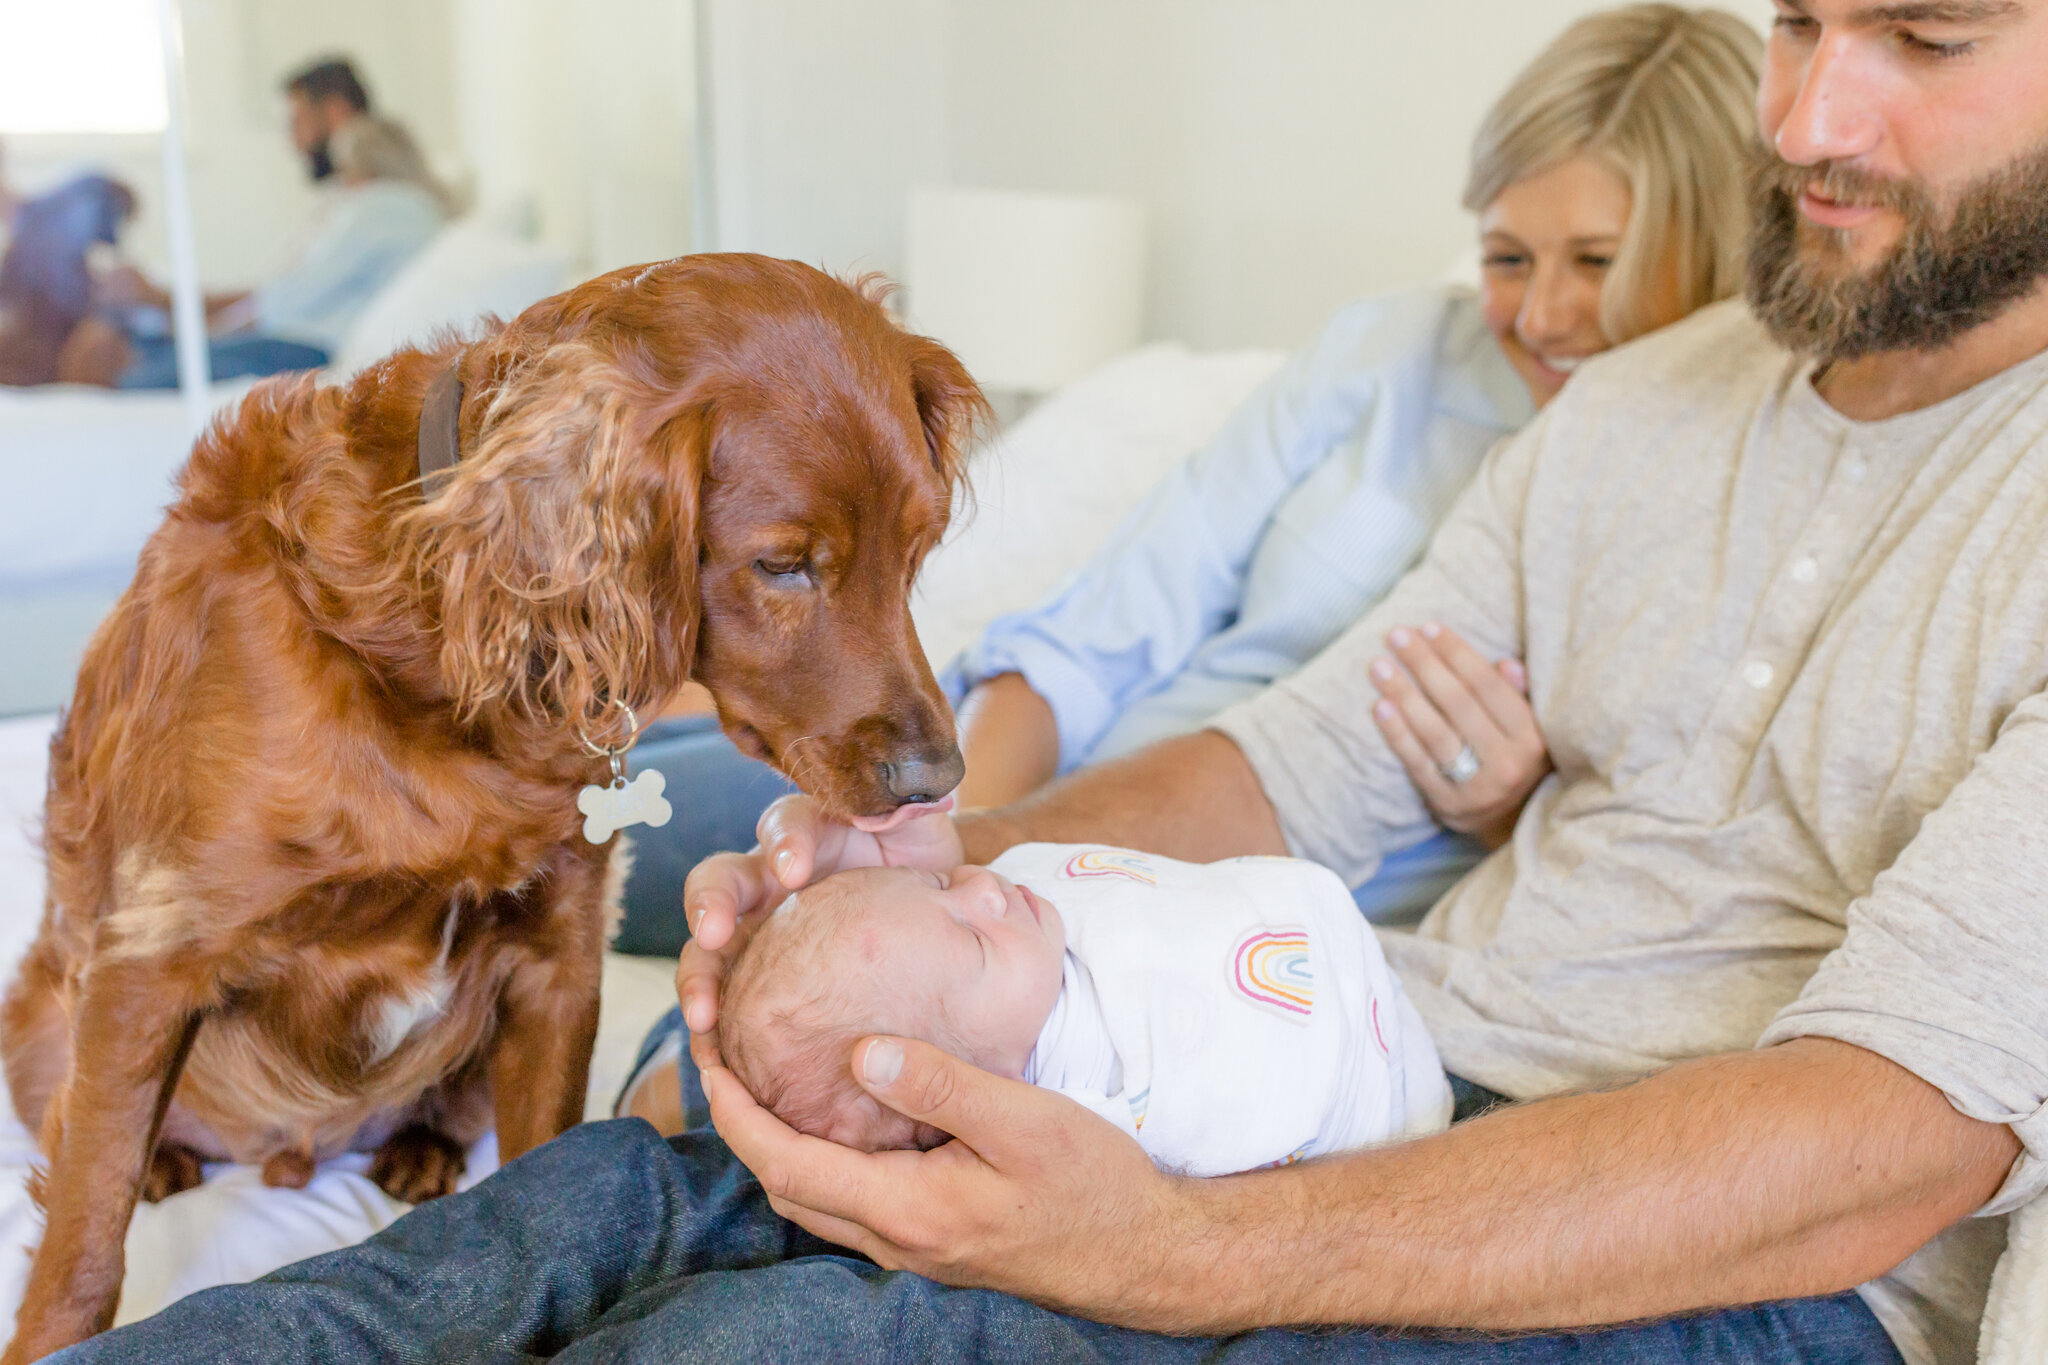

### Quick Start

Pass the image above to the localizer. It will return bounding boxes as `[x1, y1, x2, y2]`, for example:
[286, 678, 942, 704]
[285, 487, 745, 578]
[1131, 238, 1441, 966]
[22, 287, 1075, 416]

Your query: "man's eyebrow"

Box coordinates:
[1848, 0, 2022, 23]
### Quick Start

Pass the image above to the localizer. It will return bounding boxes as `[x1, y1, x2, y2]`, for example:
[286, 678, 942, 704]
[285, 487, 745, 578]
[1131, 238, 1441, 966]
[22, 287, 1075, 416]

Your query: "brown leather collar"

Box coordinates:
[416, 361, 465, 492]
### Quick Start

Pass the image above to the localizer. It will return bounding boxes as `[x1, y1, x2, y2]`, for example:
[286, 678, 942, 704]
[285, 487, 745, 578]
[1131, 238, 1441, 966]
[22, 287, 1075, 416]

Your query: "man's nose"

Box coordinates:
[880, 744, 965, 805]
[1770, 35, 1883, 168]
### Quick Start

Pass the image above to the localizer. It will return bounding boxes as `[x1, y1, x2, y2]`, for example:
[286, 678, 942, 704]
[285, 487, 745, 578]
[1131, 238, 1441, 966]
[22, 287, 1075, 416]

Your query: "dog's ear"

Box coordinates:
[903, 335, 989, 503]
[399, 343, 704, 736]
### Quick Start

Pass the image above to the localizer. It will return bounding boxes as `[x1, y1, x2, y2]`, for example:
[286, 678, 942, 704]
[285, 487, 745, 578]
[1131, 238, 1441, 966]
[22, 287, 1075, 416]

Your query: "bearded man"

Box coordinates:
[51, 2, 2048, 1364]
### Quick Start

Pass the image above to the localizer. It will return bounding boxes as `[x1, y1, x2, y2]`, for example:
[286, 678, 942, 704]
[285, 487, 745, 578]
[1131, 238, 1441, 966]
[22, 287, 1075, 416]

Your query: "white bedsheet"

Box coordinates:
[0, 712, 680, 1337]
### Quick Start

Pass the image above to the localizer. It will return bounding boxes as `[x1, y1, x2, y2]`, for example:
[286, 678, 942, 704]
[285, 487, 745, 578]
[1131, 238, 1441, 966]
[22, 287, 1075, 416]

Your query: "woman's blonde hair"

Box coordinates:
[1464, 4, 1763, 344]
[330, 116, 453, 215]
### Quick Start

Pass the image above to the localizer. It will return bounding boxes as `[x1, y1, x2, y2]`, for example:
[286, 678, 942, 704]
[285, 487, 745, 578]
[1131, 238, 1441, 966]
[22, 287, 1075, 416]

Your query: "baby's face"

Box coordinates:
[839, 863, 1067, 1077]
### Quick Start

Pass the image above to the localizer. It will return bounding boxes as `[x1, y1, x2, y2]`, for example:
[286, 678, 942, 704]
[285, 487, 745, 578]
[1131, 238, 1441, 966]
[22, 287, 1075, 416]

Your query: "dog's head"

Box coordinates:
[396, 254, 984, 820]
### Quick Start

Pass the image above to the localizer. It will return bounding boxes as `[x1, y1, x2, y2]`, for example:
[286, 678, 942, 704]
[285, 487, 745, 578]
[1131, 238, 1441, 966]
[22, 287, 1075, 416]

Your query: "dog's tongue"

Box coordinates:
[849, 794, 955, 835]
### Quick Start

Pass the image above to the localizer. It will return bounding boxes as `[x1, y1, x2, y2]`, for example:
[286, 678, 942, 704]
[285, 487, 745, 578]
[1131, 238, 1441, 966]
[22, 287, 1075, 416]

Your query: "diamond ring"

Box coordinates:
[1441, 745, 1481, 784]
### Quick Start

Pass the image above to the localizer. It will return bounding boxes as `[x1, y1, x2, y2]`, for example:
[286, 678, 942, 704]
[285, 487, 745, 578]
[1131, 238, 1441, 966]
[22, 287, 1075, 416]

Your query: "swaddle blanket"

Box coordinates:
[999, 843, 1451, 1177]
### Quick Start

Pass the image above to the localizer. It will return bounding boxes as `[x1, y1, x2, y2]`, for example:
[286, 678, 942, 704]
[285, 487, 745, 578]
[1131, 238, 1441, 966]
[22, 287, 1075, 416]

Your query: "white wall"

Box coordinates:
[701, 0, 946, 281]
[706, 0, 1777, 350]
[452, 0, 697, 276]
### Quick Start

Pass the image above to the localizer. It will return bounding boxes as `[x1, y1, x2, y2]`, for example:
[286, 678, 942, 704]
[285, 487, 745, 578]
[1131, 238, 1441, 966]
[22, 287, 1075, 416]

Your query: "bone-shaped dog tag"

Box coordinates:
[578, 768, 673, 844]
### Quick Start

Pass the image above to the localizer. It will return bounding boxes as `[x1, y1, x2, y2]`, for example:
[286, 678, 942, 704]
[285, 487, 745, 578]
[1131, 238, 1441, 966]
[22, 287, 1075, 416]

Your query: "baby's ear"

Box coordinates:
[824, 1093, 928, 1152]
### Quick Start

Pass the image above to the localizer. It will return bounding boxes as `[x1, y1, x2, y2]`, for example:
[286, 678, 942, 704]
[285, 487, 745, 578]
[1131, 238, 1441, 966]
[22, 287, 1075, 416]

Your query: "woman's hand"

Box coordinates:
[677, 793, 966, 1068]
[1368, 622, 1550, 848]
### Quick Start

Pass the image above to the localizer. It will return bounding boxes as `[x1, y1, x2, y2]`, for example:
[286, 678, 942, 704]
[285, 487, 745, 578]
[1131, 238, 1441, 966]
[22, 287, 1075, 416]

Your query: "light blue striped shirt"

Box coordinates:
[943, 285, 1533, 773]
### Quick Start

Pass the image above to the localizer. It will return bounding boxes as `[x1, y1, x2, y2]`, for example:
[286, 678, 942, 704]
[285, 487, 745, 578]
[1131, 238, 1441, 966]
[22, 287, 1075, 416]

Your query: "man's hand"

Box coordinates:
[676, 795, 965, 1059]
[704, 1034, 1197, 1327]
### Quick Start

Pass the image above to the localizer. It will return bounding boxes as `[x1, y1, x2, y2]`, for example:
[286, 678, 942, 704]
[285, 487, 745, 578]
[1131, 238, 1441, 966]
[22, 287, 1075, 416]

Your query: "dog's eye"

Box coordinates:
[753, 558, 813, 588]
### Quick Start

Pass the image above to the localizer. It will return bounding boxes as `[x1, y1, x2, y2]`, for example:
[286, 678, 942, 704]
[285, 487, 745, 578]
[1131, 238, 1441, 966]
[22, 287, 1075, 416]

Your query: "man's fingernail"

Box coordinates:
[862, 1039, 903, 1087]
[1371, 658, 1395, 682]
[773, 849, 796, 881]
[1421, 621, 1441, 638]
[1389, 627, 1412, 648]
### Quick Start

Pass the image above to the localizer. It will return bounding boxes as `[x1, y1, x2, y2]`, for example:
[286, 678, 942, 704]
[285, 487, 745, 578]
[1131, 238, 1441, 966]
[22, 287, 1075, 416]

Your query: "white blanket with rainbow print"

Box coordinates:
[997, 843, 1451, 1177]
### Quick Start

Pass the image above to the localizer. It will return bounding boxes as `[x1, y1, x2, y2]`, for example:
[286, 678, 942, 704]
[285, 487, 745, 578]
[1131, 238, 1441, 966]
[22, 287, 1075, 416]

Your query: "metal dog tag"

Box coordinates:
[578, 768, 673, 844]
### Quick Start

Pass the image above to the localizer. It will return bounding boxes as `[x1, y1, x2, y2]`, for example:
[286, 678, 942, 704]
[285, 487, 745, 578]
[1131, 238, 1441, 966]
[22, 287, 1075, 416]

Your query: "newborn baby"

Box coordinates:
[717, 843, 1452, 1175]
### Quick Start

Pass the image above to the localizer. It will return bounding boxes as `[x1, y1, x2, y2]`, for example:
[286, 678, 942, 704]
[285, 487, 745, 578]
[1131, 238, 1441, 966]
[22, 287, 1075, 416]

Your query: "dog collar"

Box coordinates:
[416, 361, 465, 491]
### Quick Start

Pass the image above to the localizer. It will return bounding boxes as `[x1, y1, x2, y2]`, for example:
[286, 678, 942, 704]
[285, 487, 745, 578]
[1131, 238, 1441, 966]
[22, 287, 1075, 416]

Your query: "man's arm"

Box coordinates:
[1192, 1038, 2012, 1331]
[709, 1032, 2016, 1334]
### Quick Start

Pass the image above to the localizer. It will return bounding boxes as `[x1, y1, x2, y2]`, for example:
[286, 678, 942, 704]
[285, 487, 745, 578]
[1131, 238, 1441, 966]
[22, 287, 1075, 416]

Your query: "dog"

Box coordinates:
[0, 253, 983, 1361]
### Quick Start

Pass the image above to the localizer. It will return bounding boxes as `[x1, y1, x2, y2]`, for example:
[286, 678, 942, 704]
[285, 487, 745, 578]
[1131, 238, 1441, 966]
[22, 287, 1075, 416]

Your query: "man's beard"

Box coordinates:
[1743, 137, 2048, 362]
[307, 137, 334, 182]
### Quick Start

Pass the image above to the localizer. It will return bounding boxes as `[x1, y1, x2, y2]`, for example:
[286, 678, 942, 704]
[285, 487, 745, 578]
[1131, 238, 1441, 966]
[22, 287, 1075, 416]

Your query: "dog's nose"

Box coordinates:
[880, 747, 966, 805]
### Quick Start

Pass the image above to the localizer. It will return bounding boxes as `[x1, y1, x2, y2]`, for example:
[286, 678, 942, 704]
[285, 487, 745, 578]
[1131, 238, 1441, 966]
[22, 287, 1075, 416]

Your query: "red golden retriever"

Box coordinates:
[0, 253, 982, 1361]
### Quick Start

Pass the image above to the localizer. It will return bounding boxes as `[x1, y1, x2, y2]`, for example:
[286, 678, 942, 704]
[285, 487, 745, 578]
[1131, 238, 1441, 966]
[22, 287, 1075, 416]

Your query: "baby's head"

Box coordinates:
[717, 863, 1066, 1150]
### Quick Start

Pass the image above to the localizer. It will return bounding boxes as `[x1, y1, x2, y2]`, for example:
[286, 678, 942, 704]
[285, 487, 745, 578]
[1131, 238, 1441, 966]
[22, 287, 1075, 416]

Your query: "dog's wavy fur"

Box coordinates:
[0, 254, 984, 1362]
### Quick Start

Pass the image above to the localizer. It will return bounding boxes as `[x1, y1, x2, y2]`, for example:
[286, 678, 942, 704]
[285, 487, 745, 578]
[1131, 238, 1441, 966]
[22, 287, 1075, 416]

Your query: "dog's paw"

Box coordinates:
[141, 1141, 205, 1202]
[367, 1124, 467, 1204]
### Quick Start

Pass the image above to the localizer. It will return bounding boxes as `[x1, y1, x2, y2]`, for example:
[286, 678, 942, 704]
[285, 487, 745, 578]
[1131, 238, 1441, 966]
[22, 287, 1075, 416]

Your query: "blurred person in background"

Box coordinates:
[0, 172, 135, 386]
[283, 56, 372, 184]
[60, 57, 448, 389]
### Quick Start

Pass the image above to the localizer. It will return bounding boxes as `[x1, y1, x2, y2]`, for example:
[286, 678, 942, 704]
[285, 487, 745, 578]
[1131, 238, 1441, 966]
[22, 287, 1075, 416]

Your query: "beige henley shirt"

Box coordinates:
[1212, 300, 2048, 1365]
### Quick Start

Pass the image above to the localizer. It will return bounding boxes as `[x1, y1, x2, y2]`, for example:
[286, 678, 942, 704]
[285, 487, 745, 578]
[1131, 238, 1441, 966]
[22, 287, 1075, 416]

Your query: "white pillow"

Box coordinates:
[912, 343, 1286, 673]
[331, 219, 573, 375]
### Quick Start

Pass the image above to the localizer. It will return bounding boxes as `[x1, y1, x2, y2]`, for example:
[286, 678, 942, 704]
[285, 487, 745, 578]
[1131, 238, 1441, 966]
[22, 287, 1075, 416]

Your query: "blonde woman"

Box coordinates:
[942, 5, 1764, 924]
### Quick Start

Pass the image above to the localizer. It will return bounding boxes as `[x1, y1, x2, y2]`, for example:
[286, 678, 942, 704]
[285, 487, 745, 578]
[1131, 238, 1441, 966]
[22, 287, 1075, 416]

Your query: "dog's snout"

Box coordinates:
[880, 747, 966, 805]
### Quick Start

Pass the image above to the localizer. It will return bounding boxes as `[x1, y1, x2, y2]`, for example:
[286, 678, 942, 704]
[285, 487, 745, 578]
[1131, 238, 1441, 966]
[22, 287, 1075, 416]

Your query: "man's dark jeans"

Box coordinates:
[49, 1098, 1902, 1362]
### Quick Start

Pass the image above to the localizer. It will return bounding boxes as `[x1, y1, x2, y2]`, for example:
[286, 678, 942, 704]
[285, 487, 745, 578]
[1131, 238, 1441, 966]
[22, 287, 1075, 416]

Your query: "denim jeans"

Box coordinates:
[115, 333, 330, 389]
[54, 1109, 1902, 1363]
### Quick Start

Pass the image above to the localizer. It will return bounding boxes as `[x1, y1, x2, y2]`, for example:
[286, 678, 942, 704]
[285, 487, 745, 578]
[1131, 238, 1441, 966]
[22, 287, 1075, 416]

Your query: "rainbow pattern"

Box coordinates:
[1061, 849, 1157, 886]
[1230, 927, 1314, 1020]
[1259, 1140, 1317, 1169]
[1126, 1087, 1150, 1131]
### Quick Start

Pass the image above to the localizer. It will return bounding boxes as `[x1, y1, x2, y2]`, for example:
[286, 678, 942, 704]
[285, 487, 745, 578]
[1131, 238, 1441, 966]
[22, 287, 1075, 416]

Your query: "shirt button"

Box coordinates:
[1844, 460, 1868, 481]
[1790, 556, 1819, 584]
[1743, 660, 1775, 690]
